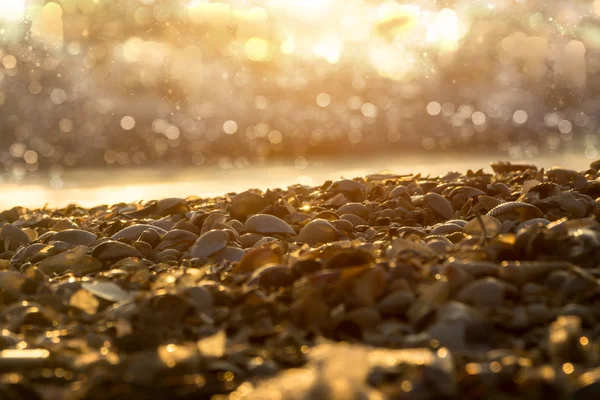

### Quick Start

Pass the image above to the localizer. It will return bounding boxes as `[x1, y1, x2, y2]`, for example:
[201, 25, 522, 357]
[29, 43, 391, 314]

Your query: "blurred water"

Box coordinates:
[1, 0, 600, 177]
[0, 151, 589, 210]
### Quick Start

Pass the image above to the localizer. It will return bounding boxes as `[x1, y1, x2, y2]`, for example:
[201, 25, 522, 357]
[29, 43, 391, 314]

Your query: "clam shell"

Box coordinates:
[82, 281, 134, 303]
[463, 215, 501, 237]
[328, 179, 365, 193]
[111, 224, 167, 241]
[211, 246, 246, 263]
[162, 229, 198, 242]
[229, 191, 267, 221]
[425, 193, 454, 220]
[477, 195, 505, 212]
[0, 224, 30, 251]
[51, 229, 98, 246]
[298, 219, 338, 246]
[389, 185, 408, 198]
[38, 246, 103, 274]
[188, 229, 229, 260]
[340, 213, 367, 227]
[337, 203, 369, 219]
[245, 214, 295, 235]
[456, 277, 507, 307]
[93, 241, 144, 262]
[448, 186, 485, 199]
[490, 162, 537, 173]
[486, 201, 543, 221]
[430, 223, 463, 236]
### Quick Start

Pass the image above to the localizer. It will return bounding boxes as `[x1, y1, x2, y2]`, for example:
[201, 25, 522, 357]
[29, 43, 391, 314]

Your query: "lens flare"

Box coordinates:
[0, 0, 25, 21]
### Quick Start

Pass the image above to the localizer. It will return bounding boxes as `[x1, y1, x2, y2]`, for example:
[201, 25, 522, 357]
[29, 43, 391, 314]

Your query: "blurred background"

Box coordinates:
[0, 0, 598, 207]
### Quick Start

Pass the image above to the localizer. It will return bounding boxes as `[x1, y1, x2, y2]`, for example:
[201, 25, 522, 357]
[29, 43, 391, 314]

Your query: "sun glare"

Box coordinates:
[0, 0, 26, 21]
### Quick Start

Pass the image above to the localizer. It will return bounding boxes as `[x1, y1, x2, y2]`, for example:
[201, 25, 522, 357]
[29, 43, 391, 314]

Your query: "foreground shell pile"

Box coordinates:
[2, 161, 600, 399]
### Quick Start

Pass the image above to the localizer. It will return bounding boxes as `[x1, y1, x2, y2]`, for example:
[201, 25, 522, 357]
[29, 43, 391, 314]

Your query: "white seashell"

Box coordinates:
[245, 214, 296, 235]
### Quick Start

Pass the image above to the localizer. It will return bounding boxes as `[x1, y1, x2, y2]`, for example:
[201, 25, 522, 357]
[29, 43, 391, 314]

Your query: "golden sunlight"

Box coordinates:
[0, 0, 26, 21]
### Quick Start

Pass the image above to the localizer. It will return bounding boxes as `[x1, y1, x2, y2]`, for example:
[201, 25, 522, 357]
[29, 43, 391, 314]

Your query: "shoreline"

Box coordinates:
[0, 151, 592, 210]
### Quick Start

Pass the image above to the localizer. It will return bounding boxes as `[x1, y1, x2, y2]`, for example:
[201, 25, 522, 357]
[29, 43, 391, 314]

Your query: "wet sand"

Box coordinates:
[0, 152, 589, 210]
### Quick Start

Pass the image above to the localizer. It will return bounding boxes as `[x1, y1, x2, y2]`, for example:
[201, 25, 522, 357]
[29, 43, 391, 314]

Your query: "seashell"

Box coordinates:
[340, 213, 367, 227]
[247, 264, 295, 289]
[161, 229, 198, 243]
[239, 233, 263, 248]
[10, 243, 46, 265]
[50, 219, 79, 231]
[328, 179, 365, 194]
[92, 241, 143, 262]
[487, 182, 512, 197]
[424, 193, 454, 220]
[522, 179, 541, 194]
[324, 247, 375, 269]
[152, 197, 186, 215]
[387, 237, 437, 259]
[556, 192, 586, 218]
[253, 237, 278, 248]
[337, 203, 369, 219]
[51, 229, 98, 246]
[528, 181, 562, 198]
[188, 229, 229, 260]
[463, 215, 501, 237]
[82, 281, 134, 303]
[430, 223, 463, 236]
[378, 290, 415, 316]
[0, 224, 30, 252]
[330, 219, 354, 234]
[312, 210, 340, 221]
[448, 186, 485, 199]
[428, 239, 452, 255]
[38, 246, 103, 274]
[234, 242, 285, 274]
[211, 246, 246, 263]
[245, 214, 295, 235]
[456, 277, 508, 307]
[138, 228, 162, 248]
[490, 162, 537, 174]
[486, 201, 543, 222]
[138, 293, 196, 326]
[499, 261, 573, 285]
[547, 167, 579, 185]
[200, 212, 227, 235]
[477, 195, 505, 213]
[150, 219, 175, 231]
[297, 219, 338, 246]
[389, 185, 408, 198]
[111, 224, 167, 241]
[446, 219, 468, 227]
[229, 190, 268, 222]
